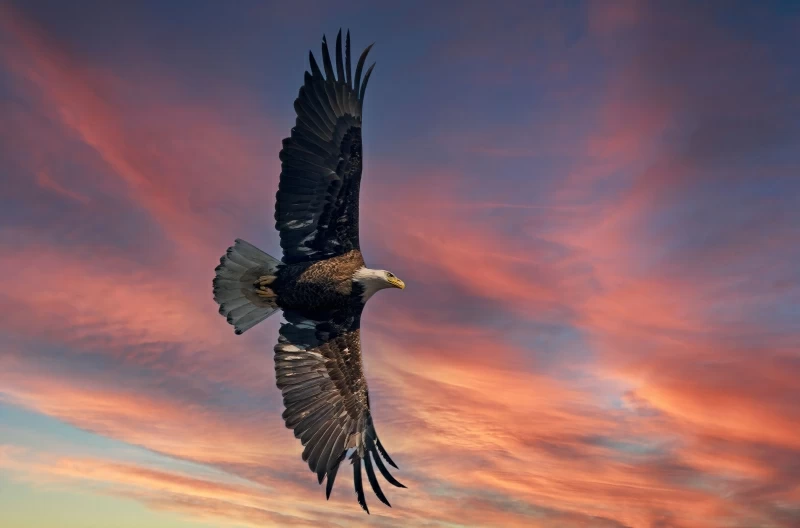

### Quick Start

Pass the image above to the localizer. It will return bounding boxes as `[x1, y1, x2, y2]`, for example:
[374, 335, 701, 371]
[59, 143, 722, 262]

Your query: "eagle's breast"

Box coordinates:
[275, 250, 365, 311]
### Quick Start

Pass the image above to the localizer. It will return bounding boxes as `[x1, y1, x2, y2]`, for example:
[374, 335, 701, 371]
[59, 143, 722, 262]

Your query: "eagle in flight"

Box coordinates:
[212, 30, 405, 513]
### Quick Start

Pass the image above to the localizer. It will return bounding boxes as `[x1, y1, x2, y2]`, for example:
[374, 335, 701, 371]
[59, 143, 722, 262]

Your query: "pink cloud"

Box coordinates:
[0, 3, 278, 261]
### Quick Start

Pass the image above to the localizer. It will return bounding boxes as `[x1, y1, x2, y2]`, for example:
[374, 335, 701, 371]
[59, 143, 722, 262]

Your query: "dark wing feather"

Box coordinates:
[276, 31, 376, 264]
[275, 309, 403, 512]
[364, 450, 390, 507]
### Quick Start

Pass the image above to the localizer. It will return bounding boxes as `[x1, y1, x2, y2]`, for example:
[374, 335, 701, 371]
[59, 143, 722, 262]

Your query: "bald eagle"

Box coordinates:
[212, 30, 404, 513]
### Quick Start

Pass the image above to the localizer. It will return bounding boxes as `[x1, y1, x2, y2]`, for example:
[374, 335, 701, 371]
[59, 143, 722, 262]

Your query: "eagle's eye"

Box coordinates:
[387, 272, 394, 278]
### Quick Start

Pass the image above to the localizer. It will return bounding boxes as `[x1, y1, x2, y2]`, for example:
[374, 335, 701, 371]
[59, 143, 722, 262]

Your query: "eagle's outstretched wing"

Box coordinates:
[275, 309, 404, 512]
[275, 30, 375, 264]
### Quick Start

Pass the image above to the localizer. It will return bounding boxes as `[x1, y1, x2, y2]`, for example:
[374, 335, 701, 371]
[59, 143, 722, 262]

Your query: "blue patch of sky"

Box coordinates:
[0, 402, 269, 488]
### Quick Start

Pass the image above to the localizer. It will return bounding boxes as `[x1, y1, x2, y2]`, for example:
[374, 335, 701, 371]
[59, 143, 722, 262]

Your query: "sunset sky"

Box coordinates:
[1, 1, 799, 527]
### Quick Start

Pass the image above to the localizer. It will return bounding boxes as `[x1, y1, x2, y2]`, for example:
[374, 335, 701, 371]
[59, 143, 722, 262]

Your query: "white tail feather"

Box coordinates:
[213, 239, 281, 334]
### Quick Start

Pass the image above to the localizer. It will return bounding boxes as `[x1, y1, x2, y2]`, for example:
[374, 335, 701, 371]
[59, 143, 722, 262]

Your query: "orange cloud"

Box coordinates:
[0, 451, 357, 528]
[0, 361, 284, 469]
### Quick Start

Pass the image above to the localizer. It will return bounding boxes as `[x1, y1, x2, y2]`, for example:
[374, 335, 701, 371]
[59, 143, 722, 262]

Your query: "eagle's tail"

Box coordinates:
[213, 238, 281, 335]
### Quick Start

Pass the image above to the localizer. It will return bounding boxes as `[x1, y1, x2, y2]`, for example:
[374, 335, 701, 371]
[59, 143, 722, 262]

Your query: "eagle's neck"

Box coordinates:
[352, 267, 389, 303]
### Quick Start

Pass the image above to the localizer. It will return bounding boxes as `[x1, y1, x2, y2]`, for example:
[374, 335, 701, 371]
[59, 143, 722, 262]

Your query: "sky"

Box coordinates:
[1, 0, 799, 527]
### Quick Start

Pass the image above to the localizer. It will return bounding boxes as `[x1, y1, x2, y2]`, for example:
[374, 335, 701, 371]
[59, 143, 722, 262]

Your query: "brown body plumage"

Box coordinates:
[272, 250, 365, 311]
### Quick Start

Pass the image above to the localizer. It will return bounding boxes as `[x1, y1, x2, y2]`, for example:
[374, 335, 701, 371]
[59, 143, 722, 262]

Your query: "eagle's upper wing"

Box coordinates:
[275, 309, 404, 512]
[275, 30, 375, 264]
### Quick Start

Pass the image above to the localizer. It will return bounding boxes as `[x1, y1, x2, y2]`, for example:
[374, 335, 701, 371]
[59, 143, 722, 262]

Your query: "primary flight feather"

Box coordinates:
[211, 30, 405, 514]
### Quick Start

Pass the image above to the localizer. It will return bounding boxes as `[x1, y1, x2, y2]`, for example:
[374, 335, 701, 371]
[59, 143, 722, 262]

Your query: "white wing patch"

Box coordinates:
[286, 219, 314, 229]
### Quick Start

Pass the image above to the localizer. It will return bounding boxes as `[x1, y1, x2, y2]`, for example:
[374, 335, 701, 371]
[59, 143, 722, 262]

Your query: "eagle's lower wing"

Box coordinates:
[275, 309, 404, 512]
[275, 30, 375, 264]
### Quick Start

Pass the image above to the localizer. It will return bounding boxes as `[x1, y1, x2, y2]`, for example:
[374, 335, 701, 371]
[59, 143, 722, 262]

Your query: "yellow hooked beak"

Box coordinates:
[387, 276, 405, 290]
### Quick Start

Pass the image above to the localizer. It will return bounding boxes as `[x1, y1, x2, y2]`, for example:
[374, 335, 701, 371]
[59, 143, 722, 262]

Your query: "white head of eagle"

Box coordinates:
[353, 267, 405, 302]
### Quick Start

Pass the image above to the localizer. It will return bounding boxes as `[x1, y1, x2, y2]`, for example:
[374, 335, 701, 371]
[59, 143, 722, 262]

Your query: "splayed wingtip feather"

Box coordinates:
[353, 456, 369, 514]
[321, 34, 336, 82]
[335, 29, 345, 83]
[364, 451, 391, 507]
[354, 43, 374, 96]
